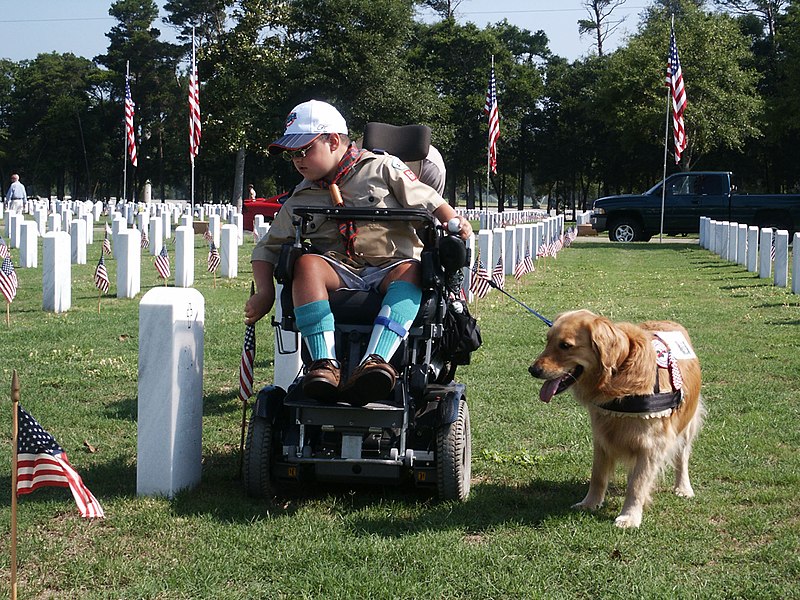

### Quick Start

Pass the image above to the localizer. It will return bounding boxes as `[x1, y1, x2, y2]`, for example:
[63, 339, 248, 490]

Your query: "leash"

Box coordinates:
[486, 279, 553, 327]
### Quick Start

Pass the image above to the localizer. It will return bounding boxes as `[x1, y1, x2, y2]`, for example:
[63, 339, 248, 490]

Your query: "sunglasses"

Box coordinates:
[281, 135, 329, 161]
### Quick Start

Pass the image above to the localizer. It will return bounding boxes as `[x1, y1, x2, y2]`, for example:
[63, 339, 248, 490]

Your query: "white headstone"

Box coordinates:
[82, 213, 94, 245]
[758, 228, 773, 279]
[162, 211, 172, 240]
[148, 215, 163, 257]
[8, 213, 23, 248]
[174, 225, 195, 288]
[208, 214, 221, 247]
[34, 208, 47, 236]
[232, 212, 244, 245]
[137, 287, 204, 497]
[220, 224, 238, 278]
[117, 229, 141, 299]
[47, 212, 62, 233]
[70, 219, 87, 265]
[42, 231, 71, 313]
[504, 226, 516, 275]
[773, 230, 789, 288]
[19, 221, 38, 268]
[746, 226, 759, 273]
[736, 224, 747, 267]
[793, 233, 800, 295]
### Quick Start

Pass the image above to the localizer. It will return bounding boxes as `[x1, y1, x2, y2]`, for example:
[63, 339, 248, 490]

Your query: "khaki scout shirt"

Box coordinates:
[251, 150, 446, 271]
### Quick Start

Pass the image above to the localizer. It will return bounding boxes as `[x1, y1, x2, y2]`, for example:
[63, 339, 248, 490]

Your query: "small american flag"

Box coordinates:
[0, 236, 10, 259]
[102, 230, 112, 256]
[484, 64, 500, 174]
[16, 405, 104, 519]
[0, 256, 18, 303]
[94, 254, 110, 294]
[469, 259, 491, 299]
[514, 256, 526, 281]
[140, 227, 149, 249]
[207, 240, 220, 273]
[189, 47, 201, 162]
[523, 251, 534, 274]
[667, 24, 688, 163]
[155, 246, 171, 280]
[203, 227, 213, 242]
[491, 255, 505, 290]
[770, 237, 776, 261]
[125, 76, 138, 167]
[239, 322, 256, 403]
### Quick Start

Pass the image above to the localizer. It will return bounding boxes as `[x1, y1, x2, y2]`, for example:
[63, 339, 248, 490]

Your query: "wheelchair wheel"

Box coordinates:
[243, 415, 274, 498]
[436, 397, 471, 501]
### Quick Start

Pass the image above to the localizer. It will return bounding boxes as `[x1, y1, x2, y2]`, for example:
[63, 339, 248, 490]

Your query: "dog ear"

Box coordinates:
[589, 317, 630, 389]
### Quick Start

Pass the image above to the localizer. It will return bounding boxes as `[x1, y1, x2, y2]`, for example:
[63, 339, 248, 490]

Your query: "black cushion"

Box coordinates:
[363, 122, 431, 162]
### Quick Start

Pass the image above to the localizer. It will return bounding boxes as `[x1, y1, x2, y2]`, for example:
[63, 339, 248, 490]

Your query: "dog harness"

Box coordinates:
[598, 336, 684, 418]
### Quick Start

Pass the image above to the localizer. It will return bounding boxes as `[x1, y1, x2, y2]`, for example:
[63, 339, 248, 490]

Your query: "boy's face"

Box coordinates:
[290, 134, 344, 181]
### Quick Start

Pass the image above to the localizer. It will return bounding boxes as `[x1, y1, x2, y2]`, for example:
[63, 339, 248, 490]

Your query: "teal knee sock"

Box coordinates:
[294, 299, 336, 361]
[363, 280, 422, 362]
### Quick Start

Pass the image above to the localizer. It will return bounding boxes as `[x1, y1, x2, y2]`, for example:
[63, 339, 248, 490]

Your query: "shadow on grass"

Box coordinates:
[164, 447, 590, 532]
[104, 389, 242, 422]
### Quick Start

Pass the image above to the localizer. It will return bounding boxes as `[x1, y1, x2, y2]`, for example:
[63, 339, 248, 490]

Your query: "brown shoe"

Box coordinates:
[340, 354, 398, 406]
[302, 358, 341, 402]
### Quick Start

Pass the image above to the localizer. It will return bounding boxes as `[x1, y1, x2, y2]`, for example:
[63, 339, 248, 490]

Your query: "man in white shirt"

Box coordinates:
[5, 174, 27, 210]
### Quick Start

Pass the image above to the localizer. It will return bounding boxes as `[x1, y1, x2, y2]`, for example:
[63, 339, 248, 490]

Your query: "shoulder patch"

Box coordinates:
[403, 169, 418, 182]
[390, 156, 408, 171]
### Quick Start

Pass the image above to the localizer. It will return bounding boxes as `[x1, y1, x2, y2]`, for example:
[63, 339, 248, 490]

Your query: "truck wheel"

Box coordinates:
[609, 219, 642, 242]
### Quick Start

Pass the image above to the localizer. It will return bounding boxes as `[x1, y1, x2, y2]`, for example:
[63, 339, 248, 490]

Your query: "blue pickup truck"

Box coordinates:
[591, 171, 800, 242]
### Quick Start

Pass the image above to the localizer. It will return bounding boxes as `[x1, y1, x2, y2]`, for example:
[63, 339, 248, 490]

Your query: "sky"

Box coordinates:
[0, 1, 651, 64]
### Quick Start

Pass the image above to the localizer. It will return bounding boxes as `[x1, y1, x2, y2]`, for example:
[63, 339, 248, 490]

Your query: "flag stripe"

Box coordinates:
[668, 25, 687, 163]
[484, 66, 500, 174]
[125, 77, 138, 167]
[189, 53, 201, 160]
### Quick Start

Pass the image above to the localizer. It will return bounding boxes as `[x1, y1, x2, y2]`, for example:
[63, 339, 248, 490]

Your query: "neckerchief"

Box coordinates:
[315, 144, 365, 258]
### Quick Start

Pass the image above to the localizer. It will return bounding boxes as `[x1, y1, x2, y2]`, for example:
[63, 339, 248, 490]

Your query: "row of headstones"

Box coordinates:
[6, 212, 249, 313]
[461, 208, 549, 230]
[699, 217, 799, 294]
[459, 214, 566, 302]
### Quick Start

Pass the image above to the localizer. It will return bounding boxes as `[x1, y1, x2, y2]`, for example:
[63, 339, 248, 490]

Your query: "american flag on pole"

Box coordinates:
[189, 49, 201, 162]
[484, 65, 500, 174]
[239, 322, 256, 403]
[125, 76, 138, 167]
[140, 226, 149, 249]
[0, 236, 10, 259]
[667, 24, 687, 164]
[207, 240, 220, 273]
[16, 405, 104, 519]
[0, 256, 18, 303]
[203, 227, 213, 242]
[102, 229, 112, 256]
[94, 254, 110, 294]
[514, 255, 527, 281]
[523, 250, 534, 274]
[491, 255, 505, 290]
[469, 259, 491, 299]
[155, 246, 171, 280]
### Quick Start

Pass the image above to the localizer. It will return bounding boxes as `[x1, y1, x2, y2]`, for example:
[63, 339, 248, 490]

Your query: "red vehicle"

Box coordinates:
[243, 192, 288, 231]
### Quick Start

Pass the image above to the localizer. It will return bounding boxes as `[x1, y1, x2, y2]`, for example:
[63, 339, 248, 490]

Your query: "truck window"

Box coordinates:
[699, 175, 724, 196]
[670, 175, 694, 196]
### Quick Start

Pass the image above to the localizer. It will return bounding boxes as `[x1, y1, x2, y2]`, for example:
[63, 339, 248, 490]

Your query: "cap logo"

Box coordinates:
[285, 111, 297, 130]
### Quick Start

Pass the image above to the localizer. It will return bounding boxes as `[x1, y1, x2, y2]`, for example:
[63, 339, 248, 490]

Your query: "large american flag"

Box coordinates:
[207, 240, 220, 273]
[125, 76, 138, 167]
[469, 259, 491, 299]
[239, 322, 255, 403]
[491, 255, 505, 290]
[155, 246, 171, 280]
[667, 24, 687, 164]
[0, 256, 18, 303]
[484, 65, 500, 174]
[16, 405, 104, 519]
[94, 253, 110, 294]
[188, 51, 201, 162]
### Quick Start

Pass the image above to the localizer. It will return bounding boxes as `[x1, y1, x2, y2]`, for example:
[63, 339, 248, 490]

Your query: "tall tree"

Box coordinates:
[579, 0, 628, 56]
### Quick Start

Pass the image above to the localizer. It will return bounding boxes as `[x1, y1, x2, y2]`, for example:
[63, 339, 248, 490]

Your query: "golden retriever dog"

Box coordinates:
[529, 309, 704, 528]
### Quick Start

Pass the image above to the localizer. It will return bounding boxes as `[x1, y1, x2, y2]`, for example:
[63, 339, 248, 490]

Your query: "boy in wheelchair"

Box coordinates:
[245, 100, 472, 406]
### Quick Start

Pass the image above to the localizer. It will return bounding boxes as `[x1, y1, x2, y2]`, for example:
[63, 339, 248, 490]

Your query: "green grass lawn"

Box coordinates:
[1, 227, 799, 599]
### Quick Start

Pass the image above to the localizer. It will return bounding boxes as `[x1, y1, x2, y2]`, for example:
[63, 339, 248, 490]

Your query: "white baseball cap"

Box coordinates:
[268, 100, 349, 154]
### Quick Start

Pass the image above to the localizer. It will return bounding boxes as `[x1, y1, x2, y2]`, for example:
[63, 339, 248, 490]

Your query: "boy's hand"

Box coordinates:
[245, 290, 274, 325]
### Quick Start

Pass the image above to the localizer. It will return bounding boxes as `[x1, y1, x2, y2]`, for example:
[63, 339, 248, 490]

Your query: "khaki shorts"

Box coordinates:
[319, 255, 417, 292]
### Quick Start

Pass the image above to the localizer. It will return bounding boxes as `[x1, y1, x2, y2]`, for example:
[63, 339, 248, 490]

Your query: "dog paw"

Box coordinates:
[614, 514, 642, 529]
[674, 485, 695, 498]
[572, 500, 602, 511]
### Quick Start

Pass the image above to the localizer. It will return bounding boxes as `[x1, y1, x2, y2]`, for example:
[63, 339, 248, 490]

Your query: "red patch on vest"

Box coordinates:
[403, 169, 418, 181]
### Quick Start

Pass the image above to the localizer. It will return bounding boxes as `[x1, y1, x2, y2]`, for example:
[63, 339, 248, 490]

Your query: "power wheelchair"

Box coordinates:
[242, 124, 480, 501]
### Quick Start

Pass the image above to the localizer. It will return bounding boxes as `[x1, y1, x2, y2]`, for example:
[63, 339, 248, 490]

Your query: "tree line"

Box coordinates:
[0, 0, 798, 213]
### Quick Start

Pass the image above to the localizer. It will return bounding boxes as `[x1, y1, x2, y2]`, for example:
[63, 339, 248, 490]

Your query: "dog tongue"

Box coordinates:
[539, 378, 561, 403]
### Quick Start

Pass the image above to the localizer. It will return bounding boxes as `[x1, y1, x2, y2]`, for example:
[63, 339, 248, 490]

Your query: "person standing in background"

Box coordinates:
[5, 174, 27, 210]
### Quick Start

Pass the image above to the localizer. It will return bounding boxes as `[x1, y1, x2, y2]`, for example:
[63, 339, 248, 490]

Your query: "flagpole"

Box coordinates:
[190, 27, 196, 216]
[123, 61, 129, 204]
[486, 55, 493, 209]
[10, 370, 20, 600]
[660, 15, 674, 244]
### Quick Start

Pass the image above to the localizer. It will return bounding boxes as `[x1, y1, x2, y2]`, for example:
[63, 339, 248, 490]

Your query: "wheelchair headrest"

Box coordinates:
[363, 122, 431, 162]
